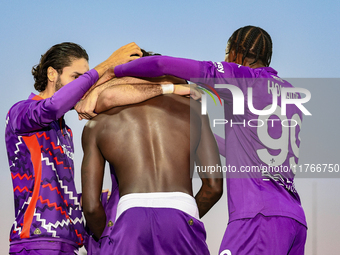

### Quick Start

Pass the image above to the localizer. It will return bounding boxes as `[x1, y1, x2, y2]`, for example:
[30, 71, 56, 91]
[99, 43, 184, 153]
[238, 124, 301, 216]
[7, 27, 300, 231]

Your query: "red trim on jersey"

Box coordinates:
[20, 135, 42, 239]
[31, 95, 43, 101]
[59, 118, 64, 135]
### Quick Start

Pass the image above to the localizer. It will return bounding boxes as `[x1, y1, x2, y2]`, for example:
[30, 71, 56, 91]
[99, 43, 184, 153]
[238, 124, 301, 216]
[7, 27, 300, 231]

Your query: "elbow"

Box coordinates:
[83, 201, 102, 219]
[154, 56, 168, 74]
[96, 93, 116, 113]
[211, 179, 223, 200]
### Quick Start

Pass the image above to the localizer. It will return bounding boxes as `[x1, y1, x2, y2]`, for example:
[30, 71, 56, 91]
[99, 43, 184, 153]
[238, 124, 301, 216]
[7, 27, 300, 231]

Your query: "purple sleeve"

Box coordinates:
[114, 56, 250, 103]
[9, 69, 98, 134]
[114, 56, 202, 81]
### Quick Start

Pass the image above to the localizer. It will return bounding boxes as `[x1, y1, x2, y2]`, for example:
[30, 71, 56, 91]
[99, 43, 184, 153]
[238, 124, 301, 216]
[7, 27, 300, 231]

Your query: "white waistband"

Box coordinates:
[116, 192, 199, 221]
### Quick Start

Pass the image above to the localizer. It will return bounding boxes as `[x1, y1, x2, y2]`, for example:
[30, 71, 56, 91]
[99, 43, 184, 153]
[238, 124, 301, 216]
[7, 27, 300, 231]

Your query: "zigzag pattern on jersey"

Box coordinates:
[14, 193, 32, 217]
[40, 150, 82, 212]
[12, 173, 32, 181]
[40, 154, 81, 211]
[8, 124, 83, 244]
[16, 178, 84, 242]
[10, 160, 33, 176]
[42, 183, 74, 208]
[38, 196, 70, 218]
[39, 149, 84, 244]
[13, 186, 32, 193]
[36, 131, 76, 203]
[43, 176, 73, 184]
[9, 136, 34, 176]
[33, 211, 70, 238]
[38, 132, 64, 158]
[10, 134, 35, 224]
[33, 209, 84, 242]
[36, 200, 79, 213]
[9, 135, 23, 169]
[38, 132, 74, 174]
[11, 197, 31, 236]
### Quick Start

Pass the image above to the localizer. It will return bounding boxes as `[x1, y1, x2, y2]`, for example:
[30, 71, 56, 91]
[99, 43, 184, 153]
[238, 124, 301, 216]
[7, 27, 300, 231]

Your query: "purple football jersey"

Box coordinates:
[219, 214, 306, 255]
[6, 69, 98, 251]
[114, 56, 306, 227]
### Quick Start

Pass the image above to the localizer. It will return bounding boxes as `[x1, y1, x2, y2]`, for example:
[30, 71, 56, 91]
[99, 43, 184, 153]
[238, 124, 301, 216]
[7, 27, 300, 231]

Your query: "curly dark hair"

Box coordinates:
[32, 42, 89, 92]
[227, 26, 272, 67]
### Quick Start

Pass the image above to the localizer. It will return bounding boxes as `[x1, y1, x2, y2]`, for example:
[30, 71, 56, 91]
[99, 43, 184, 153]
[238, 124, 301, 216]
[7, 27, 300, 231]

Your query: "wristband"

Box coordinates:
[161, 84, 174, 94]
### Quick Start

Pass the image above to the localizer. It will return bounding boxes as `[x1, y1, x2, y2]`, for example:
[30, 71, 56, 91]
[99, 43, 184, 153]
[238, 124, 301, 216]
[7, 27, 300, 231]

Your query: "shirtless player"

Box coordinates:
[81, 94, 223, 254]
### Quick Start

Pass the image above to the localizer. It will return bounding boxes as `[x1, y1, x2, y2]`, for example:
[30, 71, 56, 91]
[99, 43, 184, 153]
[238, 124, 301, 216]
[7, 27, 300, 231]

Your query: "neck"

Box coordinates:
[38, 84, 55, 99]
[247, 62, 265, 69]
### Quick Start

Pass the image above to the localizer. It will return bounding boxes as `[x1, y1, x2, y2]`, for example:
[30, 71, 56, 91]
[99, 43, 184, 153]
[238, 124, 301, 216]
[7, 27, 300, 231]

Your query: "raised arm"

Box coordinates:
[9, 69, 98, 134]
[81, 121, 106, 240]
[75, 76, 201, 120]
[114, 55, 201, 81]
[195, 113, 223, 218]
[9, 43, 142, 134]
[93, 42, 142, 78]
[113, 55, 249, 103]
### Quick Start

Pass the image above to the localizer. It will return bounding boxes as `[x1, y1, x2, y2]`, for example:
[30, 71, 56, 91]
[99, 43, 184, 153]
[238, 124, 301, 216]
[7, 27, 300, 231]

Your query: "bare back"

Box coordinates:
[91, 94, 202, 197]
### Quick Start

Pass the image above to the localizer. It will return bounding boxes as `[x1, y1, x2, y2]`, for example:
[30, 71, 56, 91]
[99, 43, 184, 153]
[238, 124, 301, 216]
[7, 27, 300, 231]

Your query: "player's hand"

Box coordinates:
[94, 42, 142, 79]
[173, 84, 203, 100]
[81, 68, 116, 100]
[107, 42, 142, 67]
[75, 90, 99, 120]
[102, 189, 111, 200]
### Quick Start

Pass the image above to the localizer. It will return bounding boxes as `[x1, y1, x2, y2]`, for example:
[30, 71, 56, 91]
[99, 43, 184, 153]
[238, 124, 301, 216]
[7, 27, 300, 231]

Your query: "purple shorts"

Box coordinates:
[99, 192, 210, 255]
[219, 213, 307, 255]
[84, 183, 120, 255]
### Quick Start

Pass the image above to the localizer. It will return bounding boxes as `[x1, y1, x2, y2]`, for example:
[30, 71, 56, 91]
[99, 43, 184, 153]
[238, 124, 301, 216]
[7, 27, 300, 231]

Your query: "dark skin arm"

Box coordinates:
[194, 114, 223, 218]
[81, 122, 106, 239]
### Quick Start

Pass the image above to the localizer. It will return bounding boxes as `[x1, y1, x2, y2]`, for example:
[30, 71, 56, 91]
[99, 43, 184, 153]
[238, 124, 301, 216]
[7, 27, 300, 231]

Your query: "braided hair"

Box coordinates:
[227, 26, 272, 67]
[32, 42, 89, 92]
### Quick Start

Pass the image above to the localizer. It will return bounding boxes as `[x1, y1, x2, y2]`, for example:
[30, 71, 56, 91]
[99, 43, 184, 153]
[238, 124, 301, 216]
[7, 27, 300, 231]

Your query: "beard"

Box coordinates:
[54, 75, 63, 92]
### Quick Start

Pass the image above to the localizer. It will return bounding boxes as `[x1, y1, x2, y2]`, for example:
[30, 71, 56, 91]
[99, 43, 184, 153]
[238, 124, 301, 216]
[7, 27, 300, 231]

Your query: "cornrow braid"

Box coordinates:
[227, 26, 272, 67]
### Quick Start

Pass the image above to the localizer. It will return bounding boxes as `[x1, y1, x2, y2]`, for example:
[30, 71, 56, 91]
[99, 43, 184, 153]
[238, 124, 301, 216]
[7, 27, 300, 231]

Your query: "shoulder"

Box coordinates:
[7, 98, 34, 116]
[83, 112, 116, 137]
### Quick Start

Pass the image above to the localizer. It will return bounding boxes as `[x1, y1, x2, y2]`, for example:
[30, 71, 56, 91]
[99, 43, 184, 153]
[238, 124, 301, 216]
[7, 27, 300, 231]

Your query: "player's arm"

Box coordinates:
[75, 76, 201, 120]
[82, 75, 187, 99]
[114, 55, 201, 81]
[113, 55, 242, 102]
[96, 83, 201, 113]
[195, 113, 223, 218]
[75, 76, 166, 119]
[9, 70, 98, 134]
[97, 84, 163, 112]
[81, 121, 106, 240]
[10, 43, 142, 134]
[93, 42, 142, 78]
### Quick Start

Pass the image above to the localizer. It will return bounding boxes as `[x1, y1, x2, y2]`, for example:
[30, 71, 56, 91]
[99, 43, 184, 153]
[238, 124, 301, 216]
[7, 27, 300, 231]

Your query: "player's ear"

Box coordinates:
[228, 50, 237, 63]
[47, 66, 58, 82]
[233, 51, 245, 66]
